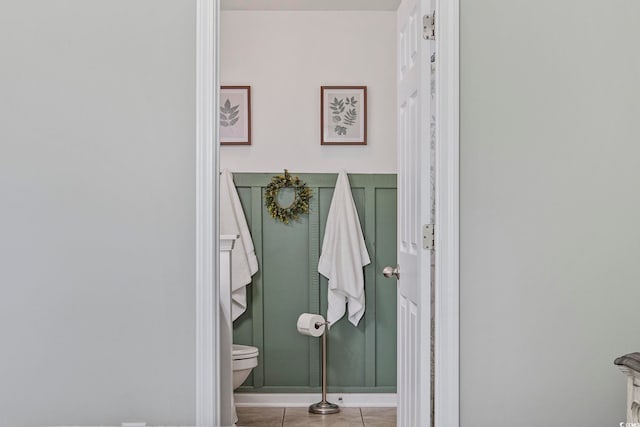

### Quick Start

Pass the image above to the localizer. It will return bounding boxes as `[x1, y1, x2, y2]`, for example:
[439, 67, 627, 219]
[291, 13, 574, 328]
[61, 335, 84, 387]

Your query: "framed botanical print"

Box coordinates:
[321, 86, 367, 145]
[220, 86, 251, 145]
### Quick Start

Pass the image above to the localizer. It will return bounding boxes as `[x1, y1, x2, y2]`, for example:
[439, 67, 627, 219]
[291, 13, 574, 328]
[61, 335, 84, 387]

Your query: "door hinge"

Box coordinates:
[423, 224, 434, 250]
[423, 12, 435, 40]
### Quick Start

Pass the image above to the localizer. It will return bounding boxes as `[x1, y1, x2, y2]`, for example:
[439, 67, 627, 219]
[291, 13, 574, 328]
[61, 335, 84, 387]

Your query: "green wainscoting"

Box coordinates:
[232, 173, 397, 393]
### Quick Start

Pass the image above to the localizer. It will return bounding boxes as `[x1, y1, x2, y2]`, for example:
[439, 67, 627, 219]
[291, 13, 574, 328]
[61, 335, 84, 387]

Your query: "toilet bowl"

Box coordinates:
[232, 344, 259, 389]
[232, 344, 259, 424]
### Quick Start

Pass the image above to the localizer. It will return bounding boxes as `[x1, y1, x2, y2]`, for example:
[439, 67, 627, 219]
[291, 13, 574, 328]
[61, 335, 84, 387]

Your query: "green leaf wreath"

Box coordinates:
[265, 170, 312, 224]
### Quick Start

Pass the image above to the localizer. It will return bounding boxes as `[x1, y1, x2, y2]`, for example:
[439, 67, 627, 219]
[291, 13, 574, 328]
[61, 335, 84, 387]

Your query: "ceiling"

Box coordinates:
[221, 0, 401, 11]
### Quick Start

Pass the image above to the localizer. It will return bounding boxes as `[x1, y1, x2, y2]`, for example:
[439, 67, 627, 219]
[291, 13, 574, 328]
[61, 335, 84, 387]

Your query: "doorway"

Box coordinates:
[195, 1, 454, 425]
[219, 12, 399, 427]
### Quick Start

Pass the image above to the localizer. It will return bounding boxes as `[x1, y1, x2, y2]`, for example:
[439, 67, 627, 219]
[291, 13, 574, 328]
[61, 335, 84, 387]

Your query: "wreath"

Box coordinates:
[265, 170, 312, 224]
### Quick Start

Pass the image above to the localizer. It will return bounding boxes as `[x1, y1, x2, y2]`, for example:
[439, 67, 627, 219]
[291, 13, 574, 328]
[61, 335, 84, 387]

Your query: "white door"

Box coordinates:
[394, 0, 434, 426]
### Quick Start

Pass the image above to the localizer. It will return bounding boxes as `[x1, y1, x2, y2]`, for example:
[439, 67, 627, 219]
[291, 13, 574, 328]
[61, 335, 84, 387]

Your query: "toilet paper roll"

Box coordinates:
[296, 313, 326, 337]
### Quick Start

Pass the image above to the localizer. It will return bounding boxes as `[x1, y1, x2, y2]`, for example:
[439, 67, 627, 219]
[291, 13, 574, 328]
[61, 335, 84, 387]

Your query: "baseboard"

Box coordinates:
[234, 393, 397, 408]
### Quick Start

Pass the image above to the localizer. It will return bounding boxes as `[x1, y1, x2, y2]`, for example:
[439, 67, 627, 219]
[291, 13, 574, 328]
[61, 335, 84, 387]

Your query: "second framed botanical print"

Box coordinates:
[321, 86, 367, 145]
[220, 86, 251, 145]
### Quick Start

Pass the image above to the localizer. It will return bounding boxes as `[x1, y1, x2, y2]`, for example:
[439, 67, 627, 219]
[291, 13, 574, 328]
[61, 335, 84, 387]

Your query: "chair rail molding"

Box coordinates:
[195, 0, 220, 426]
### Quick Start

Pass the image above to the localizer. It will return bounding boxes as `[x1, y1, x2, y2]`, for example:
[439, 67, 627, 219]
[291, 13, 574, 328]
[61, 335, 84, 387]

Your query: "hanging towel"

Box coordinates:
[220, 169, 259, 321]
[318, 170, 371, 327]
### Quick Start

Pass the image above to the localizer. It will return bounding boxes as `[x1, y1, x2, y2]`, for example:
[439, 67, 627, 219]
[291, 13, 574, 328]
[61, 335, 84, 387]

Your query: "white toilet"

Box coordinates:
[232, 344, 259, 423]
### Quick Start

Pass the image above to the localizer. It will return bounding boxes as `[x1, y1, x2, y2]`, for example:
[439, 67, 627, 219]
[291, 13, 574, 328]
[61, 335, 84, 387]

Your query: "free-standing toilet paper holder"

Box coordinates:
[309, 319, 340, 415]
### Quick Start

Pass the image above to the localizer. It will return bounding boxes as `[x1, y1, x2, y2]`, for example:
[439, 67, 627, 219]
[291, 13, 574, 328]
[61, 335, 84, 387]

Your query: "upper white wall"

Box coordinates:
[220, 11, 397, 173]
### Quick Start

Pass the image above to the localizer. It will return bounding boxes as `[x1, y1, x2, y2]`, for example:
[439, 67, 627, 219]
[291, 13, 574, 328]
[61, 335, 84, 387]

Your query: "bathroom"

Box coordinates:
[6, 0, 640, 426]
[220, 3, 399, 426]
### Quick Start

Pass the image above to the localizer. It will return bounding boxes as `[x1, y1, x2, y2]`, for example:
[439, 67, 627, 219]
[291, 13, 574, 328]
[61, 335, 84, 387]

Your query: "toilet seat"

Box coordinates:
[232, 344, 259, 360]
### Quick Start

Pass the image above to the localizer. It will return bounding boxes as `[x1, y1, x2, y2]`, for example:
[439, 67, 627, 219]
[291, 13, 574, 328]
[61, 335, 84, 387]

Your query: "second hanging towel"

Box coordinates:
[318, 170, 371, 327]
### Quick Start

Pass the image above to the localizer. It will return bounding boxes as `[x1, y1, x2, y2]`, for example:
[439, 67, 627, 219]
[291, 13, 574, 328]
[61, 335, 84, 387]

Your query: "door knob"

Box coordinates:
[382, 265, 400, 279]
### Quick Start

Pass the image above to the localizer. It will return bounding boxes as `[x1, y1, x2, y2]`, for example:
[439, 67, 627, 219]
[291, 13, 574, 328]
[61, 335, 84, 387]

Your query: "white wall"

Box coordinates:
[220, 11, 397, 173]
[461, 1, 640, 426]
[0, 1, 196, 426]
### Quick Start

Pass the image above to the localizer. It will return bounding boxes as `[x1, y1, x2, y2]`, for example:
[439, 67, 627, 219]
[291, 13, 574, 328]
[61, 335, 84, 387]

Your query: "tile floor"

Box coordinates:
[237, 407, 396, 427]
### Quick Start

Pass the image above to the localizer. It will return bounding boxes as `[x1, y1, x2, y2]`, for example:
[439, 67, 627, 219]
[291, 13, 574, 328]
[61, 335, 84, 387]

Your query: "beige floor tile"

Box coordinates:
[360, 407, 396, 427]
[283, 407, 364, 427]
[237, 407, 285, 427]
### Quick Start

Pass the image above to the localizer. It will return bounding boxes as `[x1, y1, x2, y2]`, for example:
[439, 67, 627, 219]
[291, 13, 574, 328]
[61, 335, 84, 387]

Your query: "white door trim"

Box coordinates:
[195, 0, 220, 426]
[434, 0, 459, 426]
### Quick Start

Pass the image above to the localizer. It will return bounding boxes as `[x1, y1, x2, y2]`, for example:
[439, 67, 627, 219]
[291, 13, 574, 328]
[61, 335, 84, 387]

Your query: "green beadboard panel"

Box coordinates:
[263, 213, 311, 386]
[232, 173, 397, 393]
[375, 188, 398, 386]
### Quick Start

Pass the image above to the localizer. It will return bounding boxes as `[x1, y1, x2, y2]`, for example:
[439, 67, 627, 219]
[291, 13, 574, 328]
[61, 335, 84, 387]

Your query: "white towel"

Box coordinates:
[220, 169, 259, 321]
[318, 171, 371, 327]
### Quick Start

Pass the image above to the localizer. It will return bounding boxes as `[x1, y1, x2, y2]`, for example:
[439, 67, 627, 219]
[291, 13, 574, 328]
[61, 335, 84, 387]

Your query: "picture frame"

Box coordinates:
[321, 86, 367, 145]
[220, 86, 251, 145]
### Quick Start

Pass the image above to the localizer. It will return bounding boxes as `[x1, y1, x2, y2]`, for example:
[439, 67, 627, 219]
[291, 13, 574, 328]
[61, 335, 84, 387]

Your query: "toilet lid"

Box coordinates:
[232, 344, 259, 360]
